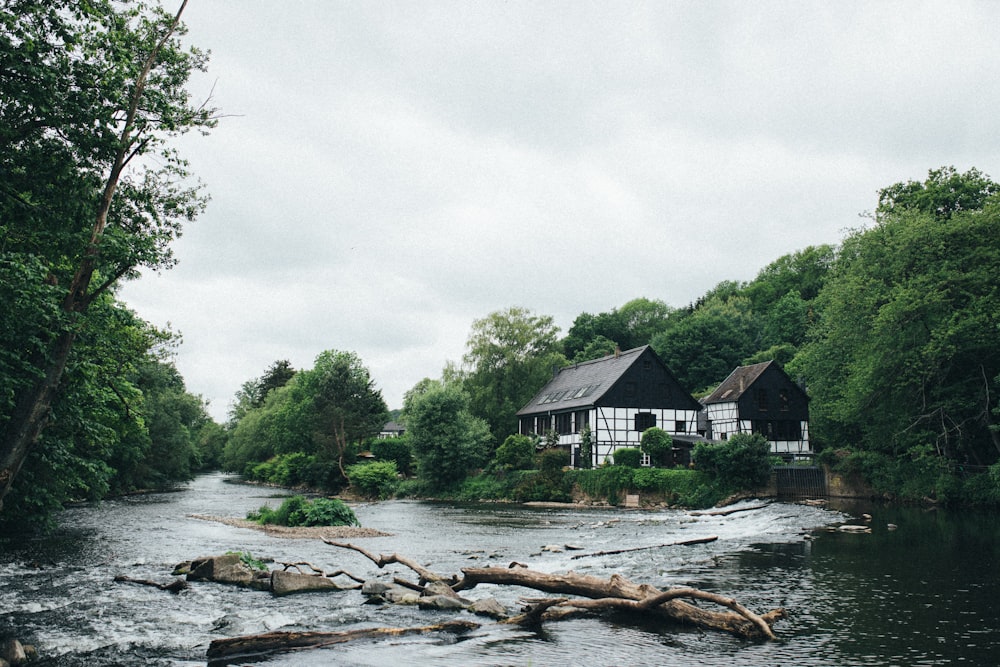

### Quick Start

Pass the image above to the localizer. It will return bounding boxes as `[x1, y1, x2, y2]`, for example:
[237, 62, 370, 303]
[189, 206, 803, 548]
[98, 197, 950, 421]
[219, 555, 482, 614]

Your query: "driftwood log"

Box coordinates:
[203, 536, 785, 664]
[570, 534, 718, 559]
[206, 620, 480, 667]
[113, 574, 189, 594]
[326, 541, 784, 640]
[456, 566, 781, 639]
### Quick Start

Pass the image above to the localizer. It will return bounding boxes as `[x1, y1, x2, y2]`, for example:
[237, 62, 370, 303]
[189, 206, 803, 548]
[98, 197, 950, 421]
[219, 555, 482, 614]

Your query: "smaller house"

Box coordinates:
[516, 345, 703, 468]
[378, 420, 405, 439]
[702, 360, 810, 458]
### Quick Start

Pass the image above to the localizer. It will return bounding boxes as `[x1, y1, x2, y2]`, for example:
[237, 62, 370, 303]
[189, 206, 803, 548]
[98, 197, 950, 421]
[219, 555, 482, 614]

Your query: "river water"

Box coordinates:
[1, 473, 998, 666]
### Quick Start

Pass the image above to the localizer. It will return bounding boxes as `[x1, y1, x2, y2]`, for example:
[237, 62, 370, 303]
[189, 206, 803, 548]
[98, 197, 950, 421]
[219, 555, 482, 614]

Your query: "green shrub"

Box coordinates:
[513, 472, 572, 503]
[509, 449, 571, 502]
[640, 427, 673, 467]
[613, 447, 642, 468]
[300, 497, 359, 526]
[370, 435, 414, 476]
[693, 433, 771, 491]
[830, 445, 965, 503]
[346, 460, 399, 499]
[493, 434, 538, 471]
[227, 550, 268, 571]
[455, 473, 511, 501]
[568, 466, 633, 505]
[537, 448, 568, 474]
[247, 495, 358, 527]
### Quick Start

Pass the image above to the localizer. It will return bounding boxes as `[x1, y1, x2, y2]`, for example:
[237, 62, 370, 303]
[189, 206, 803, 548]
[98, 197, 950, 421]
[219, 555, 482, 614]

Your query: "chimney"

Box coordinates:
[614, 344, 621, 359]
[739, 375, 745, 393]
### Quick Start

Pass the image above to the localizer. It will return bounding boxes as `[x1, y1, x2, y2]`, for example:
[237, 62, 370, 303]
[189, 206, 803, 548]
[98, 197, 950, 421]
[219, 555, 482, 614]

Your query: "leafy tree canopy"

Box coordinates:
[404, 380, 491, 490]
[0, 0, 215, 513]
[795, 168, 1000, 462]
[461, 307, 565, 444]
[877, 166, 1000, 221]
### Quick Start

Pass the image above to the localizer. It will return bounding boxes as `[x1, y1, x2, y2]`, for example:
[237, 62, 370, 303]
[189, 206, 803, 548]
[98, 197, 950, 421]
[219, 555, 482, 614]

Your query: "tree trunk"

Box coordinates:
[205, 620, 480, 667]
[323, 541, 784, 640]
[455, 567, 781, 639]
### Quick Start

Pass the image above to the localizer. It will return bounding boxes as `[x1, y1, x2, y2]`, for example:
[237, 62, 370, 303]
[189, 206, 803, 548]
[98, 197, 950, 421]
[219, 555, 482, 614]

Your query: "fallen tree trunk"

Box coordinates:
[324, 541, 783, 640]
[322, 539, 453, 585]
[206, 620, 480, 667]
[456, 567, 781, 639]
[570, 535, 718, 559]
[113, 574, 189, 594]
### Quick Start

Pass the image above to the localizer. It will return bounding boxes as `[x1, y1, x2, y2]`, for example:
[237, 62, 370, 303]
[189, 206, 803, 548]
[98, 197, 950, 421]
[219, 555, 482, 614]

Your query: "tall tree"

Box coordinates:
[461, 307, 565, 444]
[0, 1, 214, 511]
[404, 380, 491, 490]
[222, 351, 387, 481]
[302, 350, 388, 477]
[562, 297, 677, 362]
[651, 295, 761, 393]
[877, 166, 1000, 222]
[796, 171, 1000, 462]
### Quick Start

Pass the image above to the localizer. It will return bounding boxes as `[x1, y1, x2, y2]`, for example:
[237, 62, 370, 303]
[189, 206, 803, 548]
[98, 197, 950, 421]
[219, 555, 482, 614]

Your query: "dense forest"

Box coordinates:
[3, 4, 1000, 530]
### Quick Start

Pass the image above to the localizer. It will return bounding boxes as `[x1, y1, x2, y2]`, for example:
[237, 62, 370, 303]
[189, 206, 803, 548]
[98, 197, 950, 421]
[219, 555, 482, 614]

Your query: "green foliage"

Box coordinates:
[693, 433, 772, 491]
[227, 550, 268, 571]
[613, 447, 642, 468]
[229, 360, 296, 425]
[405, 380, 492, 491]
[347, 460, 399, 499]
[569, 465, 634, 505]
[492, 434, 538, 471]
[513, 449, 571, 502]
[796, 174, 1000, 462]
[877, 166, 1000, 221]
[828, 446, 961, 503]
[578, 425, 593, 469]
[461, 307, 566, 444]
[248, 495, 358, 527]
[301, 497, 360, 527]
[222, 350, 388, 491]
[630, 468, 723, 506]
[563, 298, 676, 362]
[453, 474, 514, 502]
[640, 428, 672, 467]
[369, 435, 414, 476]
[650, 294, 761, 392]
[0, 0, 216, 517]
[244, 452, 317, 487]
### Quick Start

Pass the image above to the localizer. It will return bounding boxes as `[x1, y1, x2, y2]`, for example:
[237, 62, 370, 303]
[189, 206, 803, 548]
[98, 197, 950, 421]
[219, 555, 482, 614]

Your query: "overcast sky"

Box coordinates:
[119, 1, 1000, 421]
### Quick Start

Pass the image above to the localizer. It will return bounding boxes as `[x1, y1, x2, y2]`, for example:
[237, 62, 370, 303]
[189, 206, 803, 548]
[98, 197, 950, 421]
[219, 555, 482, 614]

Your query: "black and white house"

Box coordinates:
[702, 360, 811, 457]
[516, 346, 703, 467]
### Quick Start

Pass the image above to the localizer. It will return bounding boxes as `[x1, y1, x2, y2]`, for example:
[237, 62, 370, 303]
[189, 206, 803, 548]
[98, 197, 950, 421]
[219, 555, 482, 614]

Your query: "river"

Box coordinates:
[1, 473, 998, 666]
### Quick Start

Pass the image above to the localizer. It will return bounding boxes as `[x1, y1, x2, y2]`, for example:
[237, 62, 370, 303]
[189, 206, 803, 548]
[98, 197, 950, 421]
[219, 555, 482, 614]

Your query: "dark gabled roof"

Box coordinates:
[381, 420, 405, 432]
[702, 360, 806, 404]
[516, 345, 650, 416]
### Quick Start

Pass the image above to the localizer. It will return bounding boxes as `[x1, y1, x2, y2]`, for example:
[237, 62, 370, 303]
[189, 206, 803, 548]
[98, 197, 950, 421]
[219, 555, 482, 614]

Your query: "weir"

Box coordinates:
[774, 465, 827, 497]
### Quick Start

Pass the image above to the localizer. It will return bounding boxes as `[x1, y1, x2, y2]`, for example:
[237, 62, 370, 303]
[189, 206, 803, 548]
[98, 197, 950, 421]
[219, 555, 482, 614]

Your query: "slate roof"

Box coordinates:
[516, 345, 650, 416]
[702, 360, 778, 404]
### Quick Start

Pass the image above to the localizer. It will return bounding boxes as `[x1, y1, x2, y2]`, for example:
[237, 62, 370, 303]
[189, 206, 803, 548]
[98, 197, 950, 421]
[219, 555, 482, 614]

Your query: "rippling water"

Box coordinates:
[1, 473, 997, 666]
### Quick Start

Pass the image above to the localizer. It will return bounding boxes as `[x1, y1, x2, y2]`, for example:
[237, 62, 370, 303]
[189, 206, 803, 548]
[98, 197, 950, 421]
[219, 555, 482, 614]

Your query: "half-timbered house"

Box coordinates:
[702, 360, 811, 457]
[516, 346, 703, 468]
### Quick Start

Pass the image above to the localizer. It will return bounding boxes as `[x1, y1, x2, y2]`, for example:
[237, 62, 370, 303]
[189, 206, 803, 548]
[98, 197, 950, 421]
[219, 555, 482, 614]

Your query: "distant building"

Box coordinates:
[702, 360, 811, 458]
[516, 346, 704, 468]
[379, 420, 405, 439]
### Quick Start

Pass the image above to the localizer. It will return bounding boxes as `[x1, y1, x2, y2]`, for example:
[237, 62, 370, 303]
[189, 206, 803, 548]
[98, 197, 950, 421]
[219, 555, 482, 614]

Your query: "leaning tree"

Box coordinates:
[0, 0, 215, 511]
